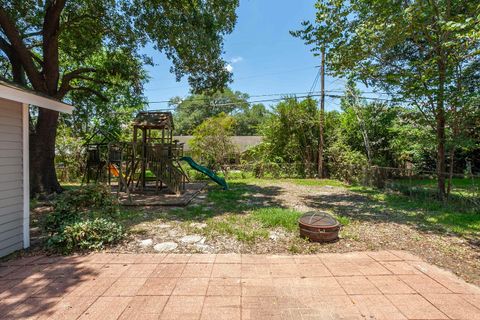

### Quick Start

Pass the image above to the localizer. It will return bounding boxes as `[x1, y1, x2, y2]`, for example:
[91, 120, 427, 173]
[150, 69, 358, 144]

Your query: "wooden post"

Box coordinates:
[141, 127, 147, 190]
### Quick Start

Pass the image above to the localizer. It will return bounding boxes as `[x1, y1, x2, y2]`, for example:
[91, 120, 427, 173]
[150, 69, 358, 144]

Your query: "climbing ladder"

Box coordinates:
[145, 144, 187, 195]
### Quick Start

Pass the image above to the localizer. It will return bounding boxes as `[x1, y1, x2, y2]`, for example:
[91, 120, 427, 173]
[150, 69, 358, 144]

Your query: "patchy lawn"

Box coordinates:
[100, 178, 480, 285]
[26, 178, 479, 285]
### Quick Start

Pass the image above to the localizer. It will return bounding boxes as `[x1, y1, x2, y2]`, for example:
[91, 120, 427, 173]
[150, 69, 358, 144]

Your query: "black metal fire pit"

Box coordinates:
[298, 211, 340, 242]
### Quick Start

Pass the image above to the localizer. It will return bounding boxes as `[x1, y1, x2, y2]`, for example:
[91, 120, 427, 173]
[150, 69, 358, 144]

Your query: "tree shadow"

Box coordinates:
[0, 255, 100, 319]
[121, 181, 287, 225]
[301, 187, 480, 240]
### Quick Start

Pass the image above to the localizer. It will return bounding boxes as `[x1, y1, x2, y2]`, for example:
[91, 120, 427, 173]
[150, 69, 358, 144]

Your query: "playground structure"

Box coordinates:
[83, 111, 227, 197]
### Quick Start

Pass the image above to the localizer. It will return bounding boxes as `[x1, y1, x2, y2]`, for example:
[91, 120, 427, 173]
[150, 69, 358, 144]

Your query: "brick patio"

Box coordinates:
[0, 251, 479, 319]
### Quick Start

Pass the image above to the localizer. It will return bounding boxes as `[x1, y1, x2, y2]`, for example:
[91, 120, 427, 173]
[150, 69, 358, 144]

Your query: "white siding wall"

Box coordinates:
[0, 98, 24, 257]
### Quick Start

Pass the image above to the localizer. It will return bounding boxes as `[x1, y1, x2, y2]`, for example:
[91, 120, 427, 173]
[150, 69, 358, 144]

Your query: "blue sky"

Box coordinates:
[142, 0, 349, 111]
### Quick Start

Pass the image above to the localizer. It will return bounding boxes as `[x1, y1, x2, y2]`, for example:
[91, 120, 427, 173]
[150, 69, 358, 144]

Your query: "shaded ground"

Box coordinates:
[102, 179, 480, 286]
[0, 251, 479, 319]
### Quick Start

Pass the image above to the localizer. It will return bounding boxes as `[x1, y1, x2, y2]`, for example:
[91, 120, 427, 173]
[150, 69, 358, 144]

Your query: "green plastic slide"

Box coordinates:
[180, 156, 228, 190]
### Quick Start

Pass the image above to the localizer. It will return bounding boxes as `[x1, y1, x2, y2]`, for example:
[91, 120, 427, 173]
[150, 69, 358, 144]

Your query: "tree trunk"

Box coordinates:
[446, 147, 455, 197]
[436, 60, 447, 200]
[30, 108, 62, 195]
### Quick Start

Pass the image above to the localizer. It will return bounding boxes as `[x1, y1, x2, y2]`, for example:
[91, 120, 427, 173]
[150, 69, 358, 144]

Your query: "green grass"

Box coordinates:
[251, 207, 303, 231]
[285, 178, 345, 187]
[166, 182, 307, 243]
[349, 185, 480, 236]
[60, 177, 478, 245]
[204, 216, 269, 244]
[388, 178, 479, 201]
[392, 177, 478, 191]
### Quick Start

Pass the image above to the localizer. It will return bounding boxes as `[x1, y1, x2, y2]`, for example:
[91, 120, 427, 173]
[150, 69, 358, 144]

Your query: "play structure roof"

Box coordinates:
[133, 111, 174, 130]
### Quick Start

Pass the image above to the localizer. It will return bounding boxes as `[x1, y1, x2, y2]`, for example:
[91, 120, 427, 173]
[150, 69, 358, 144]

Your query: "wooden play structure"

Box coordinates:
[83, 111, 188, 195]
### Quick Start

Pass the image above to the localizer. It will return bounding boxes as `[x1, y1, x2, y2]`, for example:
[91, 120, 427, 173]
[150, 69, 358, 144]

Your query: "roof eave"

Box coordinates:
[0, 82, 73, 114]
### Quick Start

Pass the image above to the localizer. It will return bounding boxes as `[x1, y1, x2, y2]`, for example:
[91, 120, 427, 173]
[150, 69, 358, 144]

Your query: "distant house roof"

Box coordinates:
[175, 136, 263, 153]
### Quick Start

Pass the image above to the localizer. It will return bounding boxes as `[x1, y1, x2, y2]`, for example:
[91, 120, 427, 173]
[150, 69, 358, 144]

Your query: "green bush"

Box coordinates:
[44, 184, 124, 253]
[47, 218, 124, 254]
[44, 184, 118, 233]
[327, 141, 368, 183]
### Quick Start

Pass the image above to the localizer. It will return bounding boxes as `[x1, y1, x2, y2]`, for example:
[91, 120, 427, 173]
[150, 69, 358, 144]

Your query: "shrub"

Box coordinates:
[44, 184, 118, 233]
[44, 184, 124, 254]
[47, 218, 124, 254]
[327, 141, 368, 183]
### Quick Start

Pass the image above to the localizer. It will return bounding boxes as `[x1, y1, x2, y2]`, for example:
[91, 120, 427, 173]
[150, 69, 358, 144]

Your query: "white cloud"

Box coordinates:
[225, 64, 234, 73]
[230, 56, 243, 63]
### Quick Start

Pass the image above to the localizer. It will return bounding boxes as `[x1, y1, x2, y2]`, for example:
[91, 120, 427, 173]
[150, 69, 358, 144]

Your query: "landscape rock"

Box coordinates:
[138, 239, 153, 248]
[269, 230, 286, 241]
[153, 242, 178, 252]
[180, 235, 205, 244]
[194, 243, 214, 253]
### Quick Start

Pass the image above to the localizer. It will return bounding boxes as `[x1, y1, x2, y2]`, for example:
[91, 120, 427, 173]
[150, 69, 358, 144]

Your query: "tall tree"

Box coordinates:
[190, 112, 236, 173]
[0, 0, 239, 194]
[173, 88, 250, 135]
[260, 97, 319, 177]
[297, 0, 480, 199]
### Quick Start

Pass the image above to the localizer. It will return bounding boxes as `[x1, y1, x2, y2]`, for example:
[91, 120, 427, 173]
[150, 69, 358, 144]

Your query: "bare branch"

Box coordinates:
[42, 0, 66, 94]
[0, 7, 44, 89]
[57, 68, 97, 97]
[70, 86, 108, 101]
[22, 30, 42, 38]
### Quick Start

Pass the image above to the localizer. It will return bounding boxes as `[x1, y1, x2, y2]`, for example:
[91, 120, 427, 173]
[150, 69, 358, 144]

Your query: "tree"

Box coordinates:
[297, 0, 480, 200]
[0, 0, 239, 194]
[173, 88, 248, 135]
[231, 103, 268, 136]
[64, 50, 148, 141]
[339, 80, 399, 167]
[173, 89, 267, 135]
[260, 97, 319, 177]
[189, 113, 236, 174]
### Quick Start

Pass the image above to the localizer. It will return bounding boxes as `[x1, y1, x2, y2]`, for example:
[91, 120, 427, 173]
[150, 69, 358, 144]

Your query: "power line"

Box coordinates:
[84, 92, 409, 117]
[145, 89, 397, 105]
[146, 93, 409, 111]
[308, 69, 321, 96]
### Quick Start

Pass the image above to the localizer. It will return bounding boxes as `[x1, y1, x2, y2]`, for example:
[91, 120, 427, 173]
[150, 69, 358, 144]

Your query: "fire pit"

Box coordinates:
[298, 211, 340, 242]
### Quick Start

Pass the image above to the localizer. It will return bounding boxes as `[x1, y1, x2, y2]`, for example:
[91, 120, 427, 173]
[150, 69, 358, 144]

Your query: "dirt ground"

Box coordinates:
[109, 180, 480, 286]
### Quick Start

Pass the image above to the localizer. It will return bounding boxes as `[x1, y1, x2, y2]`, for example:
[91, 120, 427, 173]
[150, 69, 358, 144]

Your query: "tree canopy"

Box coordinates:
[173, 88, 268, 135]
[0, 0, 240, 194]
[293, 0, 480, 199]
[190, 112, 236, 173]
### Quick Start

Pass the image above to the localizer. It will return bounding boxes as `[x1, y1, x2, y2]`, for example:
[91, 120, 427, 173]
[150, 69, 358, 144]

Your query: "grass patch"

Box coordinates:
[286, 179, 345, 187]
[251, 207, 303, 231]
[335, 215, 351, 226]
[204, 217, 269, 244]
[348, 185, 480, 237]
[392, 177, 478, 192]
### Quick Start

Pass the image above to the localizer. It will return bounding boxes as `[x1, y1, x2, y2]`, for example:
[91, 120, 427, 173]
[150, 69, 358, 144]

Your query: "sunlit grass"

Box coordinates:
[285, 179, 345, 187]
[251, 207, 303, 231]
[349, 185, 480, 236]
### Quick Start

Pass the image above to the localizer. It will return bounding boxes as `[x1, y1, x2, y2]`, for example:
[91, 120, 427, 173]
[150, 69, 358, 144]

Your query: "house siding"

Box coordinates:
[0, 98, 24, 257]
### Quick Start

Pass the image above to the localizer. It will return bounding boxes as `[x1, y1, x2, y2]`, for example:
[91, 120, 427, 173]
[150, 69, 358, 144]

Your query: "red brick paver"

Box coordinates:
[0, 251, 479, 319]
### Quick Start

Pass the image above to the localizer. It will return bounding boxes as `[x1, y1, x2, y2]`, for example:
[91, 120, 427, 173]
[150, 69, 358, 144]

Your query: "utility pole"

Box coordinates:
[318, 46, 325, 178]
